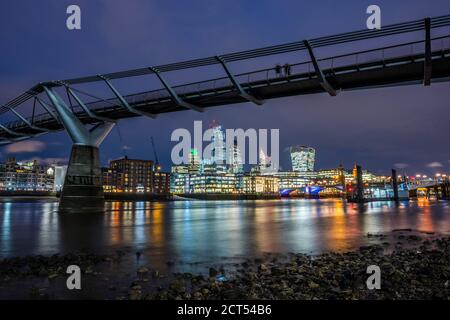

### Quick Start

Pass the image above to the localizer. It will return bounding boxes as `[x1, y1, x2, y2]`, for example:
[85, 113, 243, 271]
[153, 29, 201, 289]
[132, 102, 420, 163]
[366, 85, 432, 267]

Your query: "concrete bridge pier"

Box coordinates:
[43, 86, 115, 213]
[442, 183, 449, 199]
[391, 169, 399, 201]
[355, 165, 364, 203]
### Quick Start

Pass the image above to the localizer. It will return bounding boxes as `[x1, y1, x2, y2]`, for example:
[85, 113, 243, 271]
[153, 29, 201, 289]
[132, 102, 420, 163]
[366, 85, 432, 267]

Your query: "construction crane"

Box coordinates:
[150, 136, 161, 172]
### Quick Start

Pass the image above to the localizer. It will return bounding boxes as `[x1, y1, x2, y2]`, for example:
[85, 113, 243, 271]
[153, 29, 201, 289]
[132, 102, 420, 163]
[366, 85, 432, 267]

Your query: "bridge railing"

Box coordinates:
[322, 35, 450, 73]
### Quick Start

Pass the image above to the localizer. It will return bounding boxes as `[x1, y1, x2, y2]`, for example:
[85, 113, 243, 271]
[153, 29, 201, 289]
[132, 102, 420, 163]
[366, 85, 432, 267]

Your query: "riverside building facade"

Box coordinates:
[102, 156, 170, 195]
[0, 157, 55, 192]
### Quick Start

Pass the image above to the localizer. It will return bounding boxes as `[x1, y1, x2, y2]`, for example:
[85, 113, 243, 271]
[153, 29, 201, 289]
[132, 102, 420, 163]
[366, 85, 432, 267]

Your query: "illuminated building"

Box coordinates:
[0, 157, 55, 192]
[170, 170, 279, 195]
[257, 149, 272, 173]
[316, 168, 342, 180]
[275, 171, 315, 189]
[153, 172, 171, 195]
[249, 149, 272, 174]
[290, 146, 315, 172]
[188, 174, 237, 194]
[202, 122, 244, 175]
[315, 168, 352, 185]
[102, 167, 124, 192]
[242, 175, 279, 194]
[210, 123, 227, 172]
[102, 156, 170, 194]
[362, 171, 383, 183]
[188, 148, 202, 174]
[109, 156, 153, 192]
[171, 165, 189, 174]
[170, 165, 190, 194]
[351, 163, 385, 183]
[53, 165, 67, 191]
[228, 138, 244, 174]
[201, 122, 228, 174]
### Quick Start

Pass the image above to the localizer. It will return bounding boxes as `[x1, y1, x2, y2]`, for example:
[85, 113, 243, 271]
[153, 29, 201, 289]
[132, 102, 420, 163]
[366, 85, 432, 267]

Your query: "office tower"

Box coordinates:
[228, 138, 243, 174]
[290, 146, 315, 172]
[188, 148, 201, 174]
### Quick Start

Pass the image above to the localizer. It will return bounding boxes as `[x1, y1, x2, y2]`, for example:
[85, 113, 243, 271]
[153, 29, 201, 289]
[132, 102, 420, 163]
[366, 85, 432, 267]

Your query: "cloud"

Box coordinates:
[5, 141, 46, 153]
[393, 163, 409, 169]
[426, 161, 444, 168]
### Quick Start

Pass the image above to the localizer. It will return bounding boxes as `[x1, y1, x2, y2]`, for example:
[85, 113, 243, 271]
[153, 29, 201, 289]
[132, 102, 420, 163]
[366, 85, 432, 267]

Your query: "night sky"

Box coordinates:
[0, 0, 449, 176]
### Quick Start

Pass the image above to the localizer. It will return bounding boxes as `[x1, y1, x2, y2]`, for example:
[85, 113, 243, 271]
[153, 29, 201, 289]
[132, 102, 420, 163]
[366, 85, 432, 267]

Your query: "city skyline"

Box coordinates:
[1, 141, 448, 180]
[1, 0, 450, 177]
[0, 131, 448, 177]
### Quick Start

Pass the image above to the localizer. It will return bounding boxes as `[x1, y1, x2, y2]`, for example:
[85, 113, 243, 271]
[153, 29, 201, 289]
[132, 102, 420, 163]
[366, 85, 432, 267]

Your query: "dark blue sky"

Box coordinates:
[1, 0, 449, 176]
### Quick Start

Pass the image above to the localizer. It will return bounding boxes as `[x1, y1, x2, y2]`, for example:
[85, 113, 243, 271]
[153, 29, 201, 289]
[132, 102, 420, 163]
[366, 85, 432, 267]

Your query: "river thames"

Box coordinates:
[1, 199, 449, 270]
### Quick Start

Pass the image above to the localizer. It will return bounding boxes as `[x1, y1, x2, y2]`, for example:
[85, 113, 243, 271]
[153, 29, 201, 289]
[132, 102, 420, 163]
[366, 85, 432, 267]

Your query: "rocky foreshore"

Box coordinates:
[149, 235, 450, 300]
[0, 232, 449, 300]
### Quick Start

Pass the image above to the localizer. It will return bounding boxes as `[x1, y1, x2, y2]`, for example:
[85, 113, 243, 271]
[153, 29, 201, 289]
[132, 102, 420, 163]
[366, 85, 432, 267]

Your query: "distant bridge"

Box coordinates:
[1, 15, 449, 212]
[406, 181, 450, 199]
[406, 181, 448, 190]
[280, 185, 344, 196]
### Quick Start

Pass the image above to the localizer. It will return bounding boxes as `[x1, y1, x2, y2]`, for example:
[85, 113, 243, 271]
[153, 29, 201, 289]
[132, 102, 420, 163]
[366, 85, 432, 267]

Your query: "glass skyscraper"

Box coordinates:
[228, 138, 244, 174]
[290, 146, 315, 172]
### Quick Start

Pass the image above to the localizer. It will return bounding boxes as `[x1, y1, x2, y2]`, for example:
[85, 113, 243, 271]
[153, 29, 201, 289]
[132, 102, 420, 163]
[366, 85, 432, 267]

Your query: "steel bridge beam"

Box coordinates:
[9, 108, 48, 132]
[215, 56, 264, 106]
[63, 86, 116, 123]
[424, 17, 432, 86]
[304, 40, 337, 96]
[36, 97, 61, 124]
[43, 86, 114, 147]
[0, 136, 31, 145]
[149, 67, 204, 112]
[98, 75, 157, 119]
[0, 123, 29, 137]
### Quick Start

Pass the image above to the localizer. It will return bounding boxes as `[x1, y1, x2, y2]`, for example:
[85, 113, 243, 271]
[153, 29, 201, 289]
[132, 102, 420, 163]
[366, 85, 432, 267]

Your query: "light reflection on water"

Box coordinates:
[1, 199, 450, 265]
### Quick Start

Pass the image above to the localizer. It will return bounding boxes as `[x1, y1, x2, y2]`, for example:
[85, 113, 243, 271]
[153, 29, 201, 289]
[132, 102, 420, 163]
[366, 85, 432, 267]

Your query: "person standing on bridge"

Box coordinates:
[283, 63, 291, 77]
[275, 64, 282, 77]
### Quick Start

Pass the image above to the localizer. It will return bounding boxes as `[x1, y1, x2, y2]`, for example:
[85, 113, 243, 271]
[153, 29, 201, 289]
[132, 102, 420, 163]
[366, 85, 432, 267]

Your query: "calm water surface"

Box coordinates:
[1, 199, 450, 269]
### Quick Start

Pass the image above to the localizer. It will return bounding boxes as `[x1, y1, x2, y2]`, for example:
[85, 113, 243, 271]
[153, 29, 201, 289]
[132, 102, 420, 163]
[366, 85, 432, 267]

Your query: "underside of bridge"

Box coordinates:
[1, 15, 450, 212]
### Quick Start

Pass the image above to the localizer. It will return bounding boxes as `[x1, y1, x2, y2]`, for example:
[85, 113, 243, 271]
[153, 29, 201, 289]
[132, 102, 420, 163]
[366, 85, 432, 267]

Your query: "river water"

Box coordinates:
[1, 198, 450, 272]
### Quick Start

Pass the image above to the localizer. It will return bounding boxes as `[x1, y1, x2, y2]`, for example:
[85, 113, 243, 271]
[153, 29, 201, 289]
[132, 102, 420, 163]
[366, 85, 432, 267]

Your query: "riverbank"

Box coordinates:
[0, 230, 448, 300]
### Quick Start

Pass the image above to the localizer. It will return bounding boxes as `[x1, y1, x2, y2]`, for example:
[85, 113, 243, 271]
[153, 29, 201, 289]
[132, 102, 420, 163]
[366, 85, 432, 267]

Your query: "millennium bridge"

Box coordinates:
[1, 15, 450, 212]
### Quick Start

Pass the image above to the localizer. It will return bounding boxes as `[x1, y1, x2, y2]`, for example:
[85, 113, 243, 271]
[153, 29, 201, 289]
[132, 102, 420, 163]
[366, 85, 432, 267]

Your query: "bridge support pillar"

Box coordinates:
[43, 86, 115, 213]
[61, 144, 104, 212]
[355, 165, 364, 203]
[443, 183, 449, 200]
[391, 169, 399, 201]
